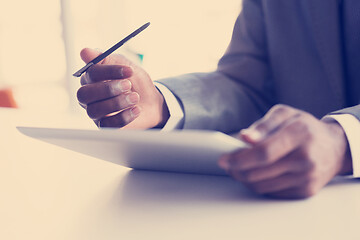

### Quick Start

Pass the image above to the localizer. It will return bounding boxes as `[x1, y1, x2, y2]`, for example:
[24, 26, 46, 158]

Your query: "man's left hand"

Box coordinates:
[219, 104, 353, 199]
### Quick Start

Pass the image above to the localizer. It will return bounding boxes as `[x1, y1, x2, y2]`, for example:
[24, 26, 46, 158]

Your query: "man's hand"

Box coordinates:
[77, 48, 169, 129]
[219, 104, 353, 199]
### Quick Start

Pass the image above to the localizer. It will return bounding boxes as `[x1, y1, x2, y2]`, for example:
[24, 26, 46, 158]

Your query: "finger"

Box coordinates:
[86, 92, 140, 120]
[240, 104, 299, 144]
[230, 150, 307, 183]
[80, 48, 103, 64]
[80, 48, 131, 65]
[267, 186, 318, 199]
[79, 101, 87, 110]
[81, 65, 133, 85]
[224, 114, 311, 171]
[77, 79, 132, 105]
[248, 173, 309, 195]
[98, 106, 141, 128]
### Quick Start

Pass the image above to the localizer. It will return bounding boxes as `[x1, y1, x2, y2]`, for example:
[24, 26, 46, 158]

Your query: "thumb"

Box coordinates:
[80, 48, 103, 64]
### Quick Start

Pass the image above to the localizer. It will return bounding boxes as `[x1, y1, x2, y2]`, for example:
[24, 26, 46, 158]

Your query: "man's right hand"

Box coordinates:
[77, 48, 169, 129]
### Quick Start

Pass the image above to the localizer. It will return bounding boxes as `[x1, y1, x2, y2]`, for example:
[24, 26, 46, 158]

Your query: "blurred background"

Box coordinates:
[0, 0, 241, 115]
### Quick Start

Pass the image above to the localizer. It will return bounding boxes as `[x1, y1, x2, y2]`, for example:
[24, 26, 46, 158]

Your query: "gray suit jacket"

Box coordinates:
[157, 0, 360, 133]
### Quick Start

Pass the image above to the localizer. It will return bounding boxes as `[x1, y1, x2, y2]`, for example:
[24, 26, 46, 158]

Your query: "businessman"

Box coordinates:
[77, 0, 359, 198]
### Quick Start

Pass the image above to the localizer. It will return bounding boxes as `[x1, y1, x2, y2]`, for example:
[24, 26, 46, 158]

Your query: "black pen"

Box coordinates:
[73, 22, 150, 77]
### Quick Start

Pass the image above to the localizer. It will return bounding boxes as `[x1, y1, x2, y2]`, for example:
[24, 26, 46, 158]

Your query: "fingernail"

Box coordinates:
[218, 155, 230, 170]
[130, 106, 141, 118]
[241, 128, 263, 142]
[118, 80, 131, 92]
[120, 66, 133, 78]
[126, 92, 140, 104]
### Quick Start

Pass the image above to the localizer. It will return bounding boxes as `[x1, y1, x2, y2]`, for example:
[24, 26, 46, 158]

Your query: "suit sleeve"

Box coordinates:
[156, 0, 275, 133]
[330, 105, 360, 120]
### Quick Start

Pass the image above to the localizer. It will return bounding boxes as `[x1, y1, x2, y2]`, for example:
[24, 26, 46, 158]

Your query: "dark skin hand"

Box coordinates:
[219, 104, 353, 199]
[77, 48, 169, 129]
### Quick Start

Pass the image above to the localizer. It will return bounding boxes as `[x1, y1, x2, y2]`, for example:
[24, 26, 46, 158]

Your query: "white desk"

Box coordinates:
[1, 108, 359, 240]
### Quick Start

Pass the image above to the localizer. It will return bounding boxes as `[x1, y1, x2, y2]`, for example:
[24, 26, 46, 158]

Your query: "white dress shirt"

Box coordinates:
[155, 82, 360, 178]
[154, 83, 184, 131]
[326, 114, 360, 178]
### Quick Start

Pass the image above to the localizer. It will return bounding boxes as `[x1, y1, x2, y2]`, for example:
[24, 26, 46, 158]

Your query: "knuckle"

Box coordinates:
[271, 104, 290, 114]
[288, 119, 311, 138]
[254, 104, 296, 133]
[255, 145, 271, 164]
[122, 109, 135, 125]
[76, 85, 91, 104]
[255, 121, 270, 132]
[115, 95, 127, 110]
[103, 81, 115, 96]
[86, 105, 99, 119]
[296, 111, 312, 123]
[270, 104, 298, 118]
[77, 87, 89, 104]
[299, 110, 312, 119]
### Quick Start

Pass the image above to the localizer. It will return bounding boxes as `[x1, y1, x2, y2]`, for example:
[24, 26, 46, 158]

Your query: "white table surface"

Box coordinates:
[1, 108, 359, 240]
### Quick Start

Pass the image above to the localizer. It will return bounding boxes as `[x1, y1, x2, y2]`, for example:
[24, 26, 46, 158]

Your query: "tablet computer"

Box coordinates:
[17, 127, 246, 176]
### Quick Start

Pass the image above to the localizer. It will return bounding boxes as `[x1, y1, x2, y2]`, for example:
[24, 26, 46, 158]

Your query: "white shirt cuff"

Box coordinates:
[154, 82, 184, 131]
[325, 114, 360, 178]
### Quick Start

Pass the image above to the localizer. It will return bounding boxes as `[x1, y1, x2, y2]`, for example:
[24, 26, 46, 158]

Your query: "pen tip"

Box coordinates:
[139, 22, 150, 31]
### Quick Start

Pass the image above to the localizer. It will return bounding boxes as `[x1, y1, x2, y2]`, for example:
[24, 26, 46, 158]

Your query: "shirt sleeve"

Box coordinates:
[154, 82, 184, 131]
[324, 114, 360, 178]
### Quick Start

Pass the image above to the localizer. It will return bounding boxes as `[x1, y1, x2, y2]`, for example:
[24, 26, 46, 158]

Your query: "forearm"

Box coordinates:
[156, 71, 270, 133]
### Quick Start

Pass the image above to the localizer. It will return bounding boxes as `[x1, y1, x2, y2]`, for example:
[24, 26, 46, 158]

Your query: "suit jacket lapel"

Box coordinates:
[305, 0, 346, 104]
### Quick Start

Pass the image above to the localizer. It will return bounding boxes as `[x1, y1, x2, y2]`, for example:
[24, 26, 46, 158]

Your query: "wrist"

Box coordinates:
[153, 90, 170, 129]
[323, 120, 353, 175]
